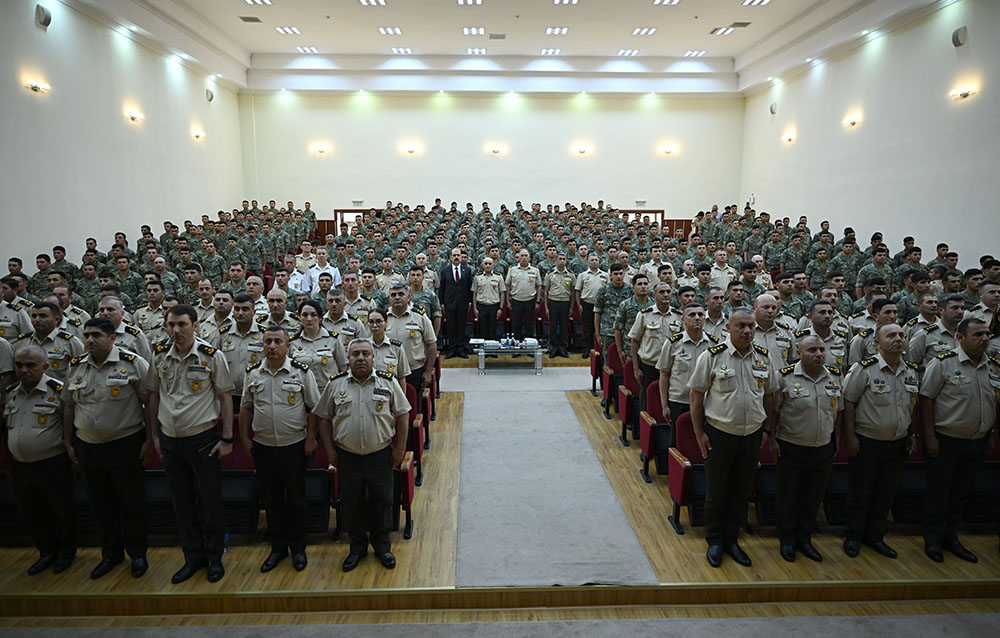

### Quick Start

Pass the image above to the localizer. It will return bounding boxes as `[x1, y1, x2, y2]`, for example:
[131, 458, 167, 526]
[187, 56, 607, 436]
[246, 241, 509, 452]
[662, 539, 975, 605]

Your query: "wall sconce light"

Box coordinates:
[659, 144, 678, 156]
[484, 142, 507, 156]
[782, 130, 796, 143]
[310, 143, 331, 155]
[126, 110, 145, 122]
[399, 141, 422, 156]
[573, 144, 592, 156]
[192, 129, 206, 140]
[842, 113, 862, 128]
[949, 86, 976, 100]
[25, 79, 50, 93]
[490, 147, 501, 154]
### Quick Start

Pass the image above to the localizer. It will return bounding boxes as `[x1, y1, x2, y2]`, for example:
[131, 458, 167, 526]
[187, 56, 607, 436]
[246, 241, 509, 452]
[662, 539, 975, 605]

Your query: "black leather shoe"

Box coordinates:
[866, 540, 898, 559]
[260, 550, 288, 573]
[206, 559, 225, 582]
[171, 560, 206, 584]
[726, 543, 752, 567]
[342, 552, 366, 572]
[292, 552, 308, 571]
[90, 556, 123, 580]
[925, 544, 944, 563]
[131, 556, 149, 578]
[706, 544, 723, 568]
[945, 539, 978, 563]
[457, 352, 469, 359]
[445, 352, 457, 359]
[380, 552, 396, 569]
[52, 555, 75, 575]
[27, 555, 55, 576]
[798, 542, 823, 563]
[843, 538, 860, 558]
[780, 544, 796, 562]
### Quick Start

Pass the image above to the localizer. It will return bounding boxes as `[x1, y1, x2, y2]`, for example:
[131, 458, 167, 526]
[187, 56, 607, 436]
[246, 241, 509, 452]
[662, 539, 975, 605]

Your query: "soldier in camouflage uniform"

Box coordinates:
[594, 263, 632, 360]
[614, 272, 653, 361]
[199, 240, 227, 288]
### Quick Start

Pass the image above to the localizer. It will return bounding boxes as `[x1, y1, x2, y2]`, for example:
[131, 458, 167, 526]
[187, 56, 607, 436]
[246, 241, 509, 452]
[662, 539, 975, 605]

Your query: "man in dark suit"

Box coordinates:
[439, 248, 473, 358]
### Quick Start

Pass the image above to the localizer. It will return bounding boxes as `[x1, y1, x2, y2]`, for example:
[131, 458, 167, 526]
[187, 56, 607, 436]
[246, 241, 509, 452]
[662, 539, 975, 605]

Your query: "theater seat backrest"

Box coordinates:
[622, 358, 639, 394]
[643, 380, 665, 423]
[607, 342, 623, 375]
[674, 411, 702, 464]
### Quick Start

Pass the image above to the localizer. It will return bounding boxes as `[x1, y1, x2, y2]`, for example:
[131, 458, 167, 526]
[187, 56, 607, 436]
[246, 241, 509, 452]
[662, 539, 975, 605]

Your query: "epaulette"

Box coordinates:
[290, 312, 300, 320]
[246, 360, 263, 373]
[69, 307, 85, 315]
[859, 328, 873, 338]
[850, 312, 864, 318]
[780, 364, 796, 375]
[776, 320, 791, 331]
[411, 305, 425, 316]
[707, 334, 720, 343]
[389, 338, 402, 347]
[290, 359, 309, 371]
[288, 333, 299, 341]
[46, 379, 63, 392]
[752, 343, 768, 356]
[70, 355, 86, 366]
[376, 369, 393, 380]
[905, 317, 919, 327]
[119, 351, 137, 363]
[825, 365, 841, 376]
[669, 333, 683, 343]
[988, 354, 1000, 367]
[197, 343, 216, 356]
[10, 303, 22, 311]
[794, 329, 810, 338]
[331, 371, 348, 380]
[4, 382, 18, 393]
[709, 343, 726, 355]
[218, 324, 232, 334]
[154, 341, 170, 353]
[925, 324, 939, 333]
[935, 350, 957, 361]
[14, 332, 32, 341]
[834, 329, 849, 339]
[67, 317, 82, 327]
[124, 324, 141, 336]
[58, 331, 73, 340]
[133, 303, 148, 310]
[329, 330, 339, 338]
[860, 357, 878, 367]
[904, 359, 919, 370]
[640, 306, 653, 313]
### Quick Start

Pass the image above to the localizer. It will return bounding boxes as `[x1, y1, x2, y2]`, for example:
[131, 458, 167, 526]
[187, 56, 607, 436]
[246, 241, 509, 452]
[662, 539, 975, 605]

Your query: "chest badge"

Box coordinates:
[792, 383, 803, 396]
[288, 395, 297, 405]
[191, 380, 201, 392]
[37, 414, 47, 425]
[120, 367, 128, 375]
[376, 400, 384, 411]
[47, 396, 55, 403]
[110, 386, 121, 398]
[250, 353, 258, 362]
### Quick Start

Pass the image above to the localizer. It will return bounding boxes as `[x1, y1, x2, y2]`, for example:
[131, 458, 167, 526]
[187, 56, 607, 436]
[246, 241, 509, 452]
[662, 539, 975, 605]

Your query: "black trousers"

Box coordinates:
[548, 300, 570, 353]
[478, 303, 499, 340]
[406, 366, 425, 397]
[923, 433, 988, 546]
[511, 299, 535, 339]
[444, 303, 468, 354]
[339, 445, 394, 556]
[10, 454, 76, 560]
[703, 423, 763, 546]
[638, 360, 658, 413]
[776, 438, 835, 546]
[581, 301, 596, 352]
[846, 434, 906, 543]
[159, 428, 226, 563]
[253, 440, 307, 554]
[75, 429, 148, 560]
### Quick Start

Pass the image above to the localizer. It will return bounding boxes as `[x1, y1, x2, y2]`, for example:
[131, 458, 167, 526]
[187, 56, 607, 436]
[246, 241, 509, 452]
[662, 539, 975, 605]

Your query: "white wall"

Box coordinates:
[740, 0, 1000, 264]
[0, 0, 244, 264]
[238, 92, 745, 219]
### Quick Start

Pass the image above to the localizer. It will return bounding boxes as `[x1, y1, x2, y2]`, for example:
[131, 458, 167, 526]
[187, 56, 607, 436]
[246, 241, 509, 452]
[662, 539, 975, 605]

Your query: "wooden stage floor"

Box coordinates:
[1, 381, 999, 625]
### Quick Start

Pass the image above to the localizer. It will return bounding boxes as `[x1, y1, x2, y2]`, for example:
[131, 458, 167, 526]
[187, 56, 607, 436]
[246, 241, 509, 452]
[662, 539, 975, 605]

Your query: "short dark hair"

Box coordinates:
[233, 294, 253, 305]
[32, 301, 61, 317]
[83, 318, 115, 335]
[166, 304, 198, 323]
[957, 317, 987, 336]
[872, 298, 896, 315]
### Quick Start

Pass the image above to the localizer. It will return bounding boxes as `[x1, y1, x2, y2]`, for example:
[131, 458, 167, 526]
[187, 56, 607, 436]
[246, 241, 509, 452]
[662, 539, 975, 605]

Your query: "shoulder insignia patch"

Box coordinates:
[124, 324, 141, 336]
[46, 379, 63, 392]
[288, 333, 299, 342]
[246, 360, 263, 373]
[69, 307, 84, 315]
[707, 334, 720, 343]
[290, 312, 300, 320]
[67, 317, 81, 327]
[4, 382, 18, 393]
[389, 338, 402, 347]
[640, 306, 653, 313]
[776, 321, 791, 331]
[376, 369, 393, 380]
[860, 357, 878, 367]
[58, 331, 73, 340]
[925, 324, 939, 333]
[154, 341, 170, 353]
[70, 355, 86, 366]
[935, 350, 958, 361]
[411, 305, 425, 315]
[825, 364, 841, 376]
[859, 328, 873, 338]
[752, 343, 768, 356]
[134, 303, 148, 310]
[904, 359, 919, 370]
[197, 343, 216, 356]
[669, 333, 683, 343]
[219, 324, 232, 334]
[834, 329, 849, 339]
[987, 354, 1000, 367]
[119, 352, 136, 363]
[780, 365, 796, 376]
[794, 329, 810, 338]
[290, 359, 309, 371]
[10, 303, 21, 311]
[905, 317, 918, 327]
[15, 332, 32, 341]
[331, 371, 348, 380]
[329, 330, 339, 338]
[709, 343, 727, 355]
[850, 312, 863, 318]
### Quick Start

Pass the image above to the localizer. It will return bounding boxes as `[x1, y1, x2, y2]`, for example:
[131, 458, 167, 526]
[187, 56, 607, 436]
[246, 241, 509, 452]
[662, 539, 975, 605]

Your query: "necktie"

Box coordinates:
[455, 266, 460, 282]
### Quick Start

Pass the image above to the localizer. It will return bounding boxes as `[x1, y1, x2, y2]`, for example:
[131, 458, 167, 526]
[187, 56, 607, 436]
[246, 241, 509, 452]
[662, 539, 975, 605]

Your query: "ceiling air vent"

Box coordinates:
[240, 16, 262, 23]
[488, 33, 506, 40]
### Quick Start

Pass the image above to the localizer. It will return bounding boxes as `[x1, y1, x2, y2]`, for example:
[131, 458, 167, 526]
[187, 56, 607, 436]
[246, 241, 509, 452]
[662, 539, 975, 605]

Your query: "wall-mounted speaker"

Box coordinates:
[952, 26, 967, 48]
[206, 89, 215, 103]
[769, 102, 777, 115]
[35, 4, 52, 28]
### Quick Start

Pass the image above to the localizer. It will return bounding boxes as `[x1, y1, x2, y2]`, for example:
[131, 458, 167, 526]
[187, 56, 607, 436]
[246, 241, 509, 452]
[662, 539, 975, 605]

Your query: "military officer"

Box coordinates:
[0, 337, 12, 389]
[313, 339, 410, 573]
[847, 298, 897, 367]
[842, 323, 919, 559]
[614, 274, 652, 361]
[259, 289, 301, 332]
[407, 266, 442, 334]
[342, 271, 379, 320]
[656, 303, 718, 439]
[472, 257, 506, 342]
[919, 318, 1000, 563]
[198, 289, 235, 347]
[14, 302, 84, 381]
[751, 294, 795, 372]
[146, 304, 235, 584]
[96, 296, 152, 363]
[0, 278, 33, 343]
[291, 300, 348, 394]
[628, 282, 683, 410]
[239, 326, 320, 573]
[3, 346, 76, 575]
[385, 283, 437, 393]
[594, 263, 632, 361]
[366, 307, 410, 383]
[63, 318, 151, 579]
[575, 255, 609, 358]
[323, 289, 370, 348]
[543, 254, 575, 358]
[219, 295, 265, 402]
[133, 280, 167, 333]
[907, 295, 964, 369]
[688, 307, 776, 568]
[505, 249, 541, 340]
[771, 335, 843, 562]
[792, 301, 851, 372]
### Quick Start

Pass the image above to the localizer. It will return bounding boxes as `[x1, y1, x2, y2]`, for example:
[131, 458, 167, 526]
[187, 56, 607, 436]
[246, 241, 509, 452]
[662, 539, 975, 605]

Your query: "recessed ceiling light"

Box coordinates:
[766, 76, 774, 81]
[127, 25, 138, 31]
[653, 0, 681, 5]
[546, 27, 568, 35]
[683, 50, 706, 57]
[360, 0, 385, 5]
[553, 0, 578, 4]
[392, 47, 412, 54]
[861, 30, 870, 35]
[632, 27, 656, 36]
[245, 0, 272, 5]
[275, 26, 301, 35]
[463, 26, 485, 35]
[468, 48, 487, 55]
[618, 49, 639, 56]
[710, 27, 735, 36]
[742, 0, 771, 5]
[296, 46, 318, 54]
[457, 0, 483, 5]
[378, 26, 402, 35]
[541, 48, 561, 55]
[805, 57, 813, 62]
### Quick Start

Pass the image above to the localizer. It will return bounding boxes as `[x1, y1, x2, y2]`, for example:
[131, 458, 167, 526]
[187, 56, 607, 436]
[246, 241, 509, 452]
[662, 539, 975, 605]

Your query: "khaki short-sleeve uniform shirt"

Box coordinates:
[774, 362, 843, 447]
[655, 331, 718, 404]
[240, 357, 320, 446]
[385, 306, 436, 369]
[505, 265, 541, 302]
[843, 354, 918, 441]
[627, 305, 683, 366]
[687, 339, 776, 436]
[149, 339, 235, 438]
[64, 346, 148, 444]
[290, 328, 348, 393]
[313, 369, 411, 455]
[473, 273, 506, 306]
[3, 375, 65, 462]
[919, 349, 1000, 440]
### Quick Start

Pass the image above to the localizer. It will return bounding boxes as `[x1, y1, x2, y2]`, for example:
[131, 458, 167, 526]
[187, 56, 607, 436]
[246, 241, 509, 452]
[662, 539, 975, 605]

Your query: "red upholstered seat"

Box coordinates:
[601, 342, 624, 421]
[667, 411, 706, 534]
[638, 379, 669, 484]
[618, 358, 640, 445]
[405, 383, 425, 486]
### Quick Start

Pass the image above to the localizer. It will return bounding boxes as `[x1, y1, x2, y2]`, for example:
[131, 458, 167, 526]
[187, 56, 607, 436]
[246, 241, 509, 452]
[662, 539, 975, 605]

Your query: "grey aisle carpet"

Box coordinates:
[451, 367, 657, 587]
[6, 615, 999, 637]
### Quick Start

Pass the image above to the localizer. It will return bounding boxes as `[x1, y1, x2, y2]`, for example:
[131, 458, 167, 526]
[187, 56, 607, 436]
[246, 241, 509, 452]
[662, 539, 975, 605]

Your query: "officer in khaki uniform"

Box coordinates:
[847, 298, 898, 367]
[0, 338, 13, 389]
[628, 282, 683, 410]
[197, 290, 235, 347]
[147, 304, 235, 584]
[323, 289, 370, 349]
[384, 283, 437, 393]
[657, 303, 718, 443]
[133, 281, 166, 333]
[0, 287, 32, 344]
[15, 302, 84, 381]
[771, 335, 843, 563]
[3, 346, 76, 575]
[313, 339, 411, 572]
[906, 295, 964, 369]
[842, 322, 919, 559]
[575, 255, 608, 357]
[258, 289, 300, 332]
[342, 271, 379, 320]
[472, 258, 506, 341]
[366, 307, 411, 382]
[918, 318, 1000, 564]
[751, 294, 795, 372]
[688, 307, 776, 568]
[543, 255, 575, 358]
[792, 300, 851, 373]
[239, 326, 320, 573]
[97, 297, 153, 363]
[505, 250, 541, 340]
[63, 318, 151, 579]
[291, 300, 348, 394]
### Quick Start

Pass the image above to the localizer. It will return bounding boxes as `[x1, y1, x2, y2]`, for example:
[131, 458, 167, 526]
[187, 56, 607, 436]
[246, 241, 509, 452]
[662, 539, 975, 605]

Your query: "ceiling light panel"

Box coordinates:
[296, 46, 318, 53]
[554, 0, 579, 5]
[632, 28, 656, 36]
[463, 26, 485, 35]
[359, 0, 386, 5]
[275, 26, 301, 35]
[710, 27, 735, 35]
[245, 0, 271, 5]
[457, 0, 483, 5]
[541, 48, 561, 55]
[683, 50, 706, 57]
[618, 49, 639, 56]
[467, 48, 487, 54]
[378, 26, 402, 34]
[653, 0, 681, 5]
[392, 47, 412, 54]
[743, 0, 771, 5]
[546, 27, 568, 35]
